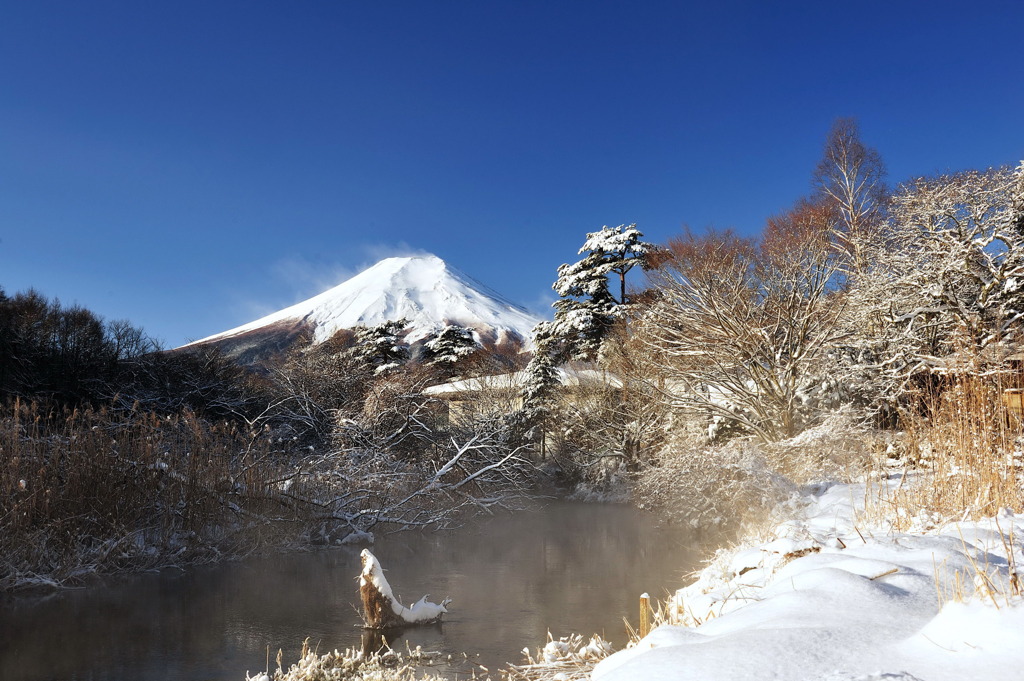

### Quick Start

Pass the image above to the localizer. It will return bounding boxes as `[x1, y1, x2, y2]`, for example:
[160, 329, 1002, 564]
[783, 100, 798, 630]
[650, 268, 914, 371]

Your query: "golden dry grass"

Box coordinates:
[0, 399, 297, 589]
[877, 368, 1024, 525]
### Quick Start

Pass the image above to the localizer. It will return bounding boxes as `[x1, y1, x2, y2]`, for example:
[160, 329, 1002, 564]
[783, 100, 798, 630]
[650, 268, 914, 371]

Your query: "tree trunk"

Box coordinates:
[358, 548, 450, 629]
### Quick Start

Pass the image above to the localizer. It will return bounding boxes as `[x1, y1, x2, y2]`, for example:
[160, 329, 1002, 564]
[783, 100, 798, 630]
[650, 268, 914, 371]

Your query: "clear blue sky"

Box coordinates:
[3, 1, 1023, 348]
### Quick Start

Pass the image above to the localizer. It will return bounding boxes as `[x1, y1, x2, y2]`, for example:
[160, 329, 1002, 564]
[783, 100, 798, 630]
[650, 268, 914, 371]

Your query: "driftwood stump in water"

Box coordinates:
[359, 548, 450, 630]
[359, 551, 404, 629]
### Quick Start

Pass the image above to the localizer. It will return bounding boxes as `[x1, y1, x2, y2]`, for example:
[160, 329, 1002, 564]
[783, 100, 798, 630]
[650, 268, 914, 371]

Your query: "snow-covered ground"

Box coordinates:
[594, 478, 1024, 681]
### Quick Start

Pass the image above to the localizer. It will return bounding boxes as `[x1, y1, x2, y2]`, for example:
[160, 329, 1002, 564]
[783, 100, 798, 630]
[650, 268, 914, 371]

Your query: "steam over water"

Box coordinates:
[0, 501, 702, 681]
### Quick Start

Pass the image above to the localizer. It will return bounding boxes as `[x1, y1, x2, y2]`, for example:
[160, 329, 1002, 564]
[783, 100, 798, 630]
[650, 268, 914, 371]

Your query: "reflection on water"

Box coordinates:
[0, 501, 702, 681]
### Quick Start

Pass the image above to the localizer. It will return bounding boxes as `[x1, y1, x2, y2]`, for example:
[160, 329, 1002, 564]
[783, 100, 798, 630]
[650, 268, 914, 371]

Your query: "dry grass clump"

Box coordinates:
[0, 399, 297, 590]
[876, 369, 1024, 524]
[925, 511, 1024, 619]
[245, 639, 452, 681]
[504, 632, 613, 681]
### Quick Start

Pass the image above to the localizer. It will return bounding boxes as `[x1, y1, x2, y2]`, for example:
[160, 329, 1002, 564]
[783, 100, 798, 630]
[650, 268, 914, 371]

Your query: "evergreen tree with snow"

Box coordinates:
[422, 324, 478, 367]
[348, 319, 410, 375]
[560, 223, 653, 307]
[522, 351, 558, 412]
[519, 224, 653, 444]
[537, 223, 654, 363]
[516, 349, 560, 440]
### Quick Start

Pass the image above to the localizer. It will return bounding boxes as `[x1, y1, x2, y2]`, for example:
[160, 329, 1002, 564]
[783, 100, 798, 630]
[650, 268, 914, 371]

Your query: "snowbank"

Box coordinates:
[594, 480, 1024, 681]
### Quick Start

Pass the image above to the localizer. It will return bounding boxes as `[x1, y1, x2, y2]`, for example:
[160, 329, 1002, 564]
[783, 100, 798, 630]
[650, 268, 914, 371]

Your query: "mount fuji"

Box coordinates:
[185, 255, 542, 359]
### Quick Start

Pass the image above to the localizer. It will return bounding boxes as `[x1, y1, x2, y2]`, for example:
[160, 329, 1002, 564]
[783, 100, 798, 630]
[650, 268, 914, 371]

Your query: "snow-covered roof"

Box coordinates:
[423, 366, 622, 397]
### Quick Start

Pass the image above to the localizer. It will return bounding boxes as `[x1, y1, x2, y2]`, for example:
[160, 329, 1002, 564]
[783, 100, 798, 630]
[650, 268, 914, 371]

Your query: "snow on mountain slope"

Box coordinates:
[188, 255, 542, 348]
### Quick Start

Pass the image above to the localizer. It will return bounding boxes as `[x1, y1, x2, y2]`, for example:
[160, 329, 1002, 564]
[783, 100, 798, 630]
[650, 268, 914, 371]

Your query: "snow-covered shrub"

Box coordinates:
[835, 162, 1024, 413]
[634, 435, 793, 534]
[760, 408, 877, 484]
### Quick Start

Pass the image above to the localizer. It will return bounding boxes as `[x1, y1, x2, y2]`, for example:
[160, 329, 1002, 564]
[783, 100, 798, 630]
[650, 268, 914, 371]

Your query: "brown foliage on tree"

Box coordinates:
[642, 215, 848, 441]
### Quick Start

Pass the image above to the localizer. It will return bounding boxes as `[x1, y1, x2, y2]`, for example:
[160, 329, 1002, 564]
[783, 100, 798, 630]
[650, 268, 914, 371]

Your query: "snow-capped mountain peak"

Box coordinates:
[188, 254, 541, 349]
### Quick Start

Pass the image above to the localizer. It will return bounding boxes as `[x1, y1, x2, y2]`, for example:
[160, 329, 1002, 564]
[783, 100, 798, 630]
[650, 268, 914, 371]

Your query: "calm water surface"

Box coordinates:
[0, 501, 703, 681]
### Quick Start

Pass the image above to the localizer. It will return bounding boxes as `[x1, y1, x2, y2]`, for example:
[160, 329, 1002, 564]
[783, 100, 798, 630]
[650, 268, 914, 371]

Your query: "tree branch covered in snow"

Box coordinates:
[279, 409, 535, 542]
[836, 162, 1024, 402]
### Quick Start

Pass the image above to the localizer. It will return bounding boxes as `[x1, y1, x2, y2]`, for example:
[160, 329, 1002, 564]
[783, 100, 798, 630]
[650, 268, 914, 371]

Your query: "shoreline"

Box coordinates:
[593, 477, 1024, 681]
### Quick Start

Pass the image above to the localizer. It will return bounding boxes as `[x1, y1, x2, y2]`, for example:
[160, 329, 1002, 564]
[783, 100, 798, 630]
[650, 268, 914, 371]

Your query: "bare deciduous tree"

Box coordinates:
[813, 117, 888, 275]
[641, 214, 848, 442]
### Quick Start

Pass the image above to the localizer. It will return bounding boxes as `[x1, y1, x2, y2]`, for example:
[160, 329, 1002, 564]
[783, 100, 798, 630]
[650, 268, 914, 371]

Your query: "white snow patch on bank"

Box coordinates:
[594, 480, 1024, 681]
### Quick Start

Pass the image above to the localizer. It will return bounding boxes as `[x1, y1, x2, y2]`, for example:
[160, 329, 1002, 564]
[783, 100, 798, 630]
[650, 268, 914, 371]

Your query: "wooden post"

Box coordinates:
[639, 593, 650, 639]
[359, 549, 450, 630]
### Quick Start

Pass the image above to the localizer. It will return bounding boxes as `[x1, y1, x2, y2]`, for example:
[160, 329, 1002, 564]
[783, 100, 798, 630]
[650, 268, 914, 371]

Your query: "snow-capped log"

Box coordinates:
[358, 549, 451, 629]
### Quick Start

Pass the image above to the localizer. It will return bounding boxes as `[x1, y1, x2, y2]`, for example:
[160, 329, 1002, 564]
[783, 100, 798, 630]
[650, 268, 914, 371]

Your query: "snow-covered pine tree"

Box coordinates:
[563, 223, 654, 306]
[522, 351, 558, 409]
[516, 350, 560, 440]
[422, 324, 478, 366]
[348, 319, 410, 375]
[519, 224, 653, 446]
[541, 223, 654, 363]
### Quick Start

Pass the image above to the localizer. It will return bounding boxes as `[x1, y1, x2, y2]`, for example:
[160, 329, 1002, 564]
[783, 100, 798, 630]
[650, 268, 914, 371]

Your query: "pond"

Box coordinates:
[0, 500, 704, 680]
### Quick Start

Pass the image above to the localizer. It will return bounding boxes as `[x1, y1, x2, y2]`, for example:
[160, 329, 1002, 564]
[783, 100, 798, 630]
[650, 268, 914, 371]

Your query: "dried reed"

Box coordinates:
[0, 399, 297, 590]
[880, 360, 1024, 524]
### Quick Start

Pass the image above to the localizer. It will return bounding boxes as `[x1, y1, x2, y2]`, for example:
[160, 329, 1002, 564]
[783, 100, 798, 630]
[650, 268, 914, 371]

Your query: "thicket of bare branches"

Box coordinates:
[623, 124, 1024, 526]
[0, 394, 533, 591]
[640, 214, 848, 442]
[635, 125, 1024, 444]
